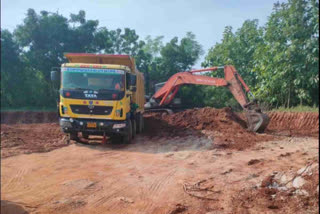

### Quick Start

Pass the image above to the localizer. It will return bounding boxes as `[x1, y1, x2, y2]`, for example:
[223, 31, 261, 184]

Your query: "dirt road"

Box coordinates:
[1, 108, 319, 214]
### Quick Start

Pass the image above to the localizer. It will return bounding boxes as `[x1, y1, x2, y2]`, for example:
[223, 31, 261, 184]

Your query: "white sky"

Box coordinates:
[1, 0, 285, 67]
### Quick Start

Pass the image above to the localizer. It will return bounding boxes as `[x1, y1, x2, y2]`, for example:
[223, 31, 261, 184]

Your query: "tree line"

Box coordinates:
[1, 0, 318, 110]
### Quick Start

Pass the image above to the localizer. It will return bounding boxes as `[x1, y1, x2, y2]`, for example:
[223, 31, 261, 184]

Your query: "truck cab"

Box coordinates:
[51, 53, 145, 143]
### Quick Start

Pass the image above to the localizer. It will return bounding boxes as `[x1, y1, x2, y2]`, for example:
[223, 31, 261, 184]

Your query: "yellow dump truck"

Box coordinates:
[51, 53, 145, 143]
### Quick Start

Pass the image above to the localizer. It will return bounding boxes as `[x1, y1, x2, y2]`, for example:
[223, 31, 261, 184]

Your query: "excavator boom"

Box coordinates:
[150, 65, 270, 133]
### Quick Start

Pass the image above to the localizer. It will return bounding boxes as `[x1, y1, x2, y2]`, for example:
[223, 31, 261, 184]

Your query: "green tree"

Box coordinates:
[12, 9, 100, 106]
[1, 29, 48, 108]
[254, 0, 319, 108]
[1, 29, 24, 107]
[157, 32, 204, 106]
[201, 22, 264, 109]
[2, 2, 318, 110]
[203, 0, 319, 109]
[159, 32, 203, 81]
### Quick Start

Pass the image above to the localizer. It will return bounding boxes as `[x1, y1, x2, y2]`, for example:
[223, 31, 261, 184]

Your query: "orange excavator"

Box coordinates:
[145, 65, 270, 132]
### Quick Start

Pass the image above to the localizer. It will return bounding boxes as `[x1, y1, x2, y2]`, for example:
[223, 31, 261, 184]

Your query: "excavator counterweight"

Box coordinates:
[145, 65, 270, 133]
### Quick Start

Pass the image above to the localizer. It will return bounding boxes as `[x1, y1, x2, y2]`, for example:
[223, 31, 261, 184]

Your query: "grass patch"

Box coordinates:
[270, 105, 319, 112]
[1, 106, 57, 112]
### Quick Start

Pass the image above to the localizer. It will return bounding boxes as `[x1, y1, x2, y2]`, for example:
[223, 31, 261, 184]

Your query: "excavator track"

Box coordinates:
[144, 108, 174, 114]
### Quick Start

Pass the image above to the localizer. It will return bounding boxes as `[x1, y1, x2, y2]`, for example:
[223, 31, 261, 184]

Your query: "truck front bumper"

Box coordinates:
[59, 117, 128, 135]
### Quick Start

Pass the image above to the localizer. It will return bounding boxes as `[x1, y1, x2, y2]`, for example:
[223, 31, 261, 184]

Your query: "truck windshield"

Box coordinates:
[62, 67, 125, 91]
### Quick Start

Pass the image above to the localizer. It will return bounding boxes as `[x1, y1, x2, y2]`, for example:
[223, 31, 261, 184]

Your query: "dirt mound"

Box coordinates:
[1, 123, 67, 158]
[267, 111, 319, 137]
[145, 107, 275, 150]
[143, 115, 202, 138]
[1, 111, 58, 124]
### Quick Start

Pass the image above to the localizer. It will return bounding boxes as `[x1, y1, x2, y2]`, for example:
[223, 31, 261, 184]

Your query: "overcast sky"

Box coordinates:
[2, 0, 285, 67]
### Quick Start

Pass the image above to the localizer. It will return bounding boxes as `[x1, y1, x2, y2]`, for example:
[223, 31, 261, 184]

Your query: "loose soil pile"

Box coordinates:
[145, 107, 319, 150]
[145, 107, 275, 150]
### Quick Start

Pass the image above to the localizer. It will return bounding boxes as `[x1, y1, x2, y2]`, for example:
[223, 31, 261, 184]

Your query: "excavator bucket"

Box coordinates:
[244, 102, 270, 133]
[245, 111, 270, 132]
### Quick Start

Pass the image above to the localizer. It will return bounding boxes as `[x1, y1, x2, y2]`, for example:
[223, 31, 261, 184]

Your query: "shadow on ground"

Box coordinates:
[1, 200, 29, 214]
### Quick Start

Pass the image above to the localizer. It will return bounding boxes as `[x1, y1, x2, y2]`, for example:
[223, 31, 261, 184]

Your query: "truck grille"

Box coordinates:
[70, 105, 113, 115]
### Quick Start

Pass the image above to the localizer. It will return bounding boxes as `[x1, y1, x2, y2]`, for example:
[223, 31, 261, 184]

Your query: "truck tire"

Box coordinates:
[137, 114, 144, 133]
[69, 132, 79, 141]
[122, 119, 132, 144]
[82, 132, 89, 139]
[132, 119, 137, 139]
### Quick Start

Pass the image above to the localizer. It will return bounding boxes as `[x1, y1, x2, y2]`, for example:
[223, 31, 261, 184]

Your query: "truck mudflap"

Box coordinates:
[59, 117, 128, 135]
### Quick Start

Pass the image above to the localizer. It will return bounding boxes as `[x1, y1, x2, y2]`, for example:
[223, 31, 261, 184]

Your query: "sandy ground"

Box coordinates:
[1, 109, 319, 214]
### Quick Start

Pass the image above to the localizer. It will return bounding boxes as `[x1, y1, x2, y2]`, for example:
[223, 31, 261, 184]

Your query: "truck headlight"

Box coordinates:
[60, 120, 72, 128]
[113, 123, 126, 129]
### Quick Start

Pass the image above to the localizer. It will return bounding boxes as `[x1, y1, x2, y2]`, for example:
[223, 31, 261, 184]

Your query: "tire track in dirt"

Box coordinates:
[1, 137, 318, 214]
[140, 169, 178, 213]
[93, 156, 176, 213]
[2, 166, 31, 192]
[90, 184, 135, 212]
[151, 169, 177, 194]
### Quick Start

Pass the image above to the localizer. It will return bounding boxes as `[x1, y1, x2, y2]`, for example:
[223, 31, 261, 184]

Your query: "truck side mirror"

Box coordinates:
[127, 74, 136, 92]
[50, 70, 60, 89]
[51, 70, 58, 82]
[129, 74, 136, 86]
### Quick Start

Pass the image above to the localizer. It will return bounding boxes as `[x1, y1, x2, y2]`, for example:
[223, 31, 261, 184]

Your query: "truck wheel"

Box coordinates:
[111, 135, 122, 144]
[69, 132, 79, 141]
[122, 120, 132, 144]
[82, 132, 89, 139]
[132, 119, 137, 139]
[137, 114, 144, 133]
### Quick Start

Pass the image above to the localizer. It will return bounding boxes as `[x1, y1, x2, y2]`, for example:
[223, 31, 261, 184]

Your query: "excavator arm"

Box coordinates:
[151, 65, 270, 132]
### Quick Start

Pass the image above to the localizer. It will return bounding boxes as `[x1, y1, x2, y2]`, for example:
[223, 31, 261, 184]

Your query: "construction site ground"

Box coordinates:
[1, 108, 319, 214]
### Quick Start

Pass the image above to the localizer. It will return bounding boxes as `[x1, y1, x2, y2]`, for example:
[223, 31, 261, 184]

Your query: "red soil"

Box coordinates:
[266, 111, 319, 137]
